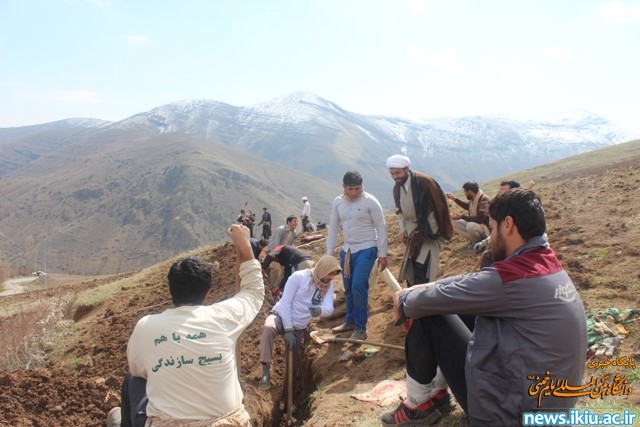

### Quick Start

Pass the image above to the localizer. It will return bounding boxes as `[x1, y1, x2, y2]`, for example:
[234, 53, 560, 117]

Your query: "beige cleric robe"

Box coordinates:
[397, 178, 444, 286]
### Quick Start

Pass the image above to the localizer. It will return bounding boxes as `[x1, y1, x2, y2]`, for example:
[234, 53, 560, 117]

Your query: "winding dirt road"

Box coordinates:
[0, 277, 35, 296]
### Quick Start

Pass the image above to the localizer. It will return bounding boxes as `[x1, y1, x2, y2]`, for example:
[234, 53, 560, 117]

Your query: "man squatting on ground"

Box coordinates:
[327, 170, 388, 341]
[446, 181, 491, 246]
[258, 255, 341, 387]
[381, 189, 587, 426]
[114, 224, 263, 427]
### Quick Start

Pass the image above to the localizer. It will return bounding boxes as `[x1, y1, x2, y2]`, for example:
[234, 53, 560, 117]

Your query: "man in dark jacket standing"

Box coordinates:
[258, 207, 272, 239]
[386, 154, 452, 287]
[381, 189, 586, 426]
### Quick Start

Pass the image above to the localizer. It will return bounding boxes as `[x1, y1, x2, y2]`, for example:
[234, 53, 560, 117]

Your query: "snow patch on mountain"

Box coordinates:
[244, 91, 336, 125]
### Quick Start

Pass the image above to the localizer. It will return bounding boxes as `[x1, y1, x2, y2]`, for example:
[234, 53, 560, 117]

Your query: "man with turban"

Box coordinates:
[386, 154, 453, 287]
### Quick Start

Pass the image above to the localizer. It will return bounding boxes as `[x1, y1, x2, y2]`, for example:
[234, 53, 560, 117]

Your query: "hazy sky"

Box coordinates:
[1, 0, 639, 132]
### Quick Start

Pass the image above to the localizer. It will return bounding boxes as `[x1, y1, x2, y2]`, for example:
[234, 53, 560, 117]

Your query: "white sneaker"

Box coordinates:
[106, 407, 121, 427]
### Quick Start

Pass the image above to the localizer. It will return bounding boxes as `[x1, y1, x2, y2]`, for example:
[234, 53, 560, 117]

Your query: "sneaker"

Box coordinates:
[380, 399, 442, 426]
[331, 322, 355, 333]
[349, 329, 367, 341]
[106, 407, 122, 427]
[258, 375, 272, 389]
[430, 389, 454, 414]
[473, 241, 487, 253]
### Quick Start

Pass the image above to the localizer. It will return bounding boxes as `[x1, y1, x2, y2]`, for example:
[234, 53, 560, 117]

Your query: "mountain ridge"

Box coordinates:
[0, 91, 636, 274]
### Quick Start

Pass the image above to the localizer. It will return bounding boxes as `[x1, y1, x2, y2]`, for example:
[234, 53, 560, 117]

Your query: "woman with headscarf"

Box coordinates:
[258, 255, 341, 387]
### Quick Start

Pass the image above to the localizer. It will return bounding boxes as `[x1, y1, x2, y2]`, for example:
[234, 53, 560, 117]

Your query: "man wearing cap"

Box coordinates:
[386, 155, 453, 287]
[326, 171, 388, 341]
[446, 181, 491, 246]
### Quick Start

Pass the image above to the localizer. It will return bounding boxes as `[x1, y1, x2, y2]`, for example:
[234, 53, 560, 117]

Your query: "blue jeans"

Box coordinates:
[340, 247, 377, 331]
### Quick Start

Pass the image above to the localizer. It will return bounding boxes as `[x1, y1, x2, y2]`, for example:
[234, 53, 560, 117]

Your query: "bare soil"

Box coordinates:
[1, 147, 639, 426]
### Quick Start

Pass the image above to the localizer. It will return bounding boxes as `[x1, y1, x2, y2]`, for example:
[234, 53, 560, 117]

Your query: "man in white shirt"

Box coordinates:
[326, 171, 388, 341]
[112, 224, 263, 427]
[301, 196, 315, 232]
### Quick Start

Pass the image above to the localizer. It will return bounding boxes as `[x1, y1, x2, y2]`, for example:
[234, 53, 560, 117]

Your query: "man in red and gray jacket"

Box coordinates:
[382, 189, 586, 426]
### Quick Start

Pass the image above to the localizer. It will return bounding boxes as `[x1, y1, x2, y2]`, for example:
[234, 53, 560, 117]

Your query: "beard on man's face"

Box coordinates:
[492, 230, 507, 262]
[392, 170, 409, 184]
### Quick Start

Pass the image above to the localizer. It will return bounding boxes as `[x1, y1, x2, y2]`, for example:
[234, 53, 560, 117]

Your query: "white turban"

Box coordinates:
[386, 154, 411, 169]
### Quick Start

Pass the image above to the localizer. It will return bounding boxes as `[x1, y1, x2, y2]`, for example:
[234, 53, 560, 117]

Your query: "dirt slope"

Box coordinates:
[0, 141, 639, 426]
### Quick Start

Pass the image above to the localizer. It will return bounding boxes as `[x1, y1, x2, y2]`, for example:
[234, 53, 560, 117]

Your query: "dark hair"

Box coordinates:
[462, 180, 479, 193]
[167, 257, 212, 305]
[500, 180, 521, 189]
[489, 189, 546, 240]
[259, 238, 269, 247]
[343, 171, 363, 186]
[286, 215, 297, 224]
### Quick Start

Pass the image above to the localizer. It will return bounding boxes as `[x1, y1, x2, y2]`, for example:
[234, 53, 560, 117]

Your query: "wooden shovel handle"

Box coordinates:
[327, 337, 404, 351]
[287, 347, 294, 420]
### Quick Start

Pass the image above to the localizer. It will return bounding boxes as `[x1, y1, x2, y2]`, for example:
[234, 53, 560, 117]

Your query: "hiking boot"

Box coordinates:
[332, 322, 355, 333]
[350, 329, 367, 341]
[106, 407, 122, 427]
[258, 375, 272, 389]
[380, 399, 442, 426]
[430, 389, 454, 414]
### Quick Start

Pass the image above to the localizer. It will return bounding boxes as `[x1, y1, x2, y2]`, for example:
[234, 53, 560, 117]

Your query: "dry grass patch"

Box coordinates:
[0, 292, 76, 370]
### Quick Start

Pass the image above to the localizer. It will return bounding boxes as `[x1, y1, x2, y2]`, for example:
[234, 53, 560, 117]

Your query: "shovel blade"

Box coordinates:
[309, 330, 335, 345]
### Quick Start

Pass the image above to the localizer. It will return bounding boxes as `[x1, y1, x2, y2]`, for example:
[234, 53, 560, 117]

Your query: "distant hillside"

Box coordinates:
[1, 92, 635, 200]
[0, 129, 337, 275]
[0, 92, 636, 275]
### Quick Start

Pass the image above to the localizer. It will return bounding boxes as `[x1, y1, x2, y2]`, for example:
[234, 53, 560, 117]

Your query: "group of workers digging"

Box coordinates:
[107, 154, 587, 427]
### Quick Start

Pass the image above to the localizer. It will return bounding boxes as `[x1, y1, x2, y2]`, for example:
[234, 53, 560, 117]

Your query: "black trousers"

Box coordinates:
[262, 224, 271, 239]
[405, 314, 475, 412]
[120, 371, 148, 427]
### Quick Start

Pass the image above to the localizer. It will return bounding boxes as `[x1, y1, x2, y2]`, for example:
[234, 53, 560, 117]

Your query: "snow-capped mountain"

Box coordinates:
[111, 91, 636, 195]
[0, 91, 637, 274]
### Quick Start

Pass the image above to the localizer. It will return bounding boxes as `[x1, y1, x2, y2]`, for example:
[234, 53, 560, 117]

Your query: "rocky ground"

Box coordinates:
[0, 142, 639, 426]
